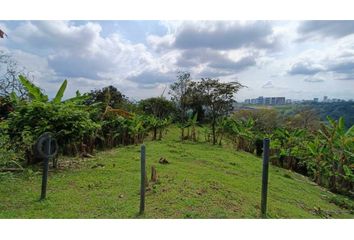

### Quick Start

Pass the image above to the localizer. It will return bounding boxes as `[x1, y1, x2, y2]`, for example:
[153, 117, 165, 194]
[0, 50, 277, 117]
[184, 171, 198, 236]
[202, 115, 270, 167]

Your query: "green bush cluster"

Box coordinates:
[216, 113, 354, 196]
[0, 76, 172, 167]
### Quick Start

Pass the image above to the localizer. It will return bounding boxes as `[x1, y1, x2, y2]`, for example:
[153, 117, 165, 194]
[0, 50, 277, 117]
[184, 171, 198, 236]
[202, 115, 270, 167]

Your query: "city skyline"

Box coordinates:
[243, 95, 352, 104]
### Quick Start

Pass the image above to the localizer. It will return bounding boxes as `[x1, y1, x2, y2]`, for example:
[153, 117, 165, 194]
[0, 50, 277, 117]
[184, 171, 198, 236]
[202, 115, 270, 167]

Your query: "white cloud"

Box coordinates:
[1, 20, 354, 101]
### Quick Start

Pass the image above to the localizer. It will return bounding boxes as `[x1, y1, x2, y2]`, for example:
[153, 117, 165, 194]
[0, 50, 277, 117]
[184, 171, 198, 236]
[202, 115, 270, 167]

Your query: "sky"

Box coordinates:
[0, 20, 354, 101]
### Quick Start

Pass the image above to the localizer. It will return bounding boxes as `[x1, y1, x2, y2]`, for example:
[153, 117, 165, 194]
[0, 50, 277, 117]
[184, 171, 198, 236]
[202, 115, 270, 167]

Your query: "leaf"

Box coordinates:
[18, 75, 48, 102]
[338, 117, 345, 135]
[192, 112, 198, 123]
[9, 92, 19, 104]
[52, 79, 67, 104]
[343, 165, 353, 177]
[345, 125, 354, 137]
[64, 94, 89, 104]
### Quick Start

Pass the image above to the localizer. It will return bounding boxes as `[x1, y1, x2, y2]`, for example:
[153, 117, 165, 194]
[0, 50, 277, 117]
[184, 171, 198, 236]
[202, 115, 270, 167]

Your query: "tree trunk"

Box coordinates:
[153, 127, 157, 140]
[158, 129, 162, 140]
[212, 119, 216, 145]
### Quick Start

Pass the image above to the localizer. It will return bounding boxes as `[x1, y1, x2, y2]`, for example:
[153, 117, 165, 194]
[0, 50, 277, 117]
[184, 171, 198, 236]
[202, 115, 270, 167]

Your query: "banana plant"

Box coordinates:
[18, 75, 67, 103]
[157, 117, 171, 140]
[317, 117, 354, 192]
[127, 115, 145, 144]
[185, 113, 199, 141]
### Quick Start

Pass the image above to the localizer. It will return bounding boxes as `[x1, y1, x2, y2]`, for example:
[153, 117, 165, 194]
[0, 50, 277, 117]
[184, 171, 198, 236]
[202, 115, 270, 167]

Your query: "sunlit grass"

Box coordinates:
[0, 126, 353, 218]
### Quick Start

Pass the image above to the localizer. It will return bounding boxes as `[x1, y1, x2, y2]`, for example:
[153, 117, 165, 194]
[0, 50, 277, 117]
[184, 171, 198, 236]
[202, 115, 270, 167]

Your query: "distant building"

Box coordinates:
[264, 97, 271, 105]
[247, 96, 285, 105]
[323, 96, 328, 102]
[256, 96, 264, 105]
[286, 99, 292, 104]
[275, 97, 285, 105]
[244, 99, 251, 104]
[313, 98, 319, 102]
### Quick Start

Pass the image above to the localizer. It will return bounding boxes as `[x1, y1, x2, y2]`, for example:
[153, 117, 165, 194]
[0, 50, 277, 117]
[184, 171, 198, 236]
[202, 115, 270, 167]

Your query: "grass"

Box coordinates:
[0, 126, 353, 218]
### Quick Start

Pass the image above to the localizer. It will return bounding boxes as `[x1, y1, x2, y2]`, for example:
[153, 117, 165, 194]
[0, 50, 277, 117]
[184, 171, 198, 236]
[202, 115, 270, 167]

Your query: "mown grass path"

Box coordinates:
[0, 127, 353, 218]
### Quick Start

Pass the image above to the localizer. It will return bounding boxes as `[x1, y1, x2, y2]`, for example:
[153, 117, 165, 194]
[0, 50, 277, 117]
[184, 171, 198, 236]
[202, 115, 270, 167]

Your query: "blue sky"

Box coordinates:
[0, 20, 353, 101]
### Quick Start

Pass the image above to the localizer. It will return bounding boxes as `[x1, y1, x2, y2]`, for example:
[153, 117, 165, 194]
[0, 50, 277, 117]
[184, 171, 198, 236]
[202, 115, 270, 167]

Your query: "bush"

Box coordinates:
[0, 122, 24, 167]
[6, 101, 100, 163]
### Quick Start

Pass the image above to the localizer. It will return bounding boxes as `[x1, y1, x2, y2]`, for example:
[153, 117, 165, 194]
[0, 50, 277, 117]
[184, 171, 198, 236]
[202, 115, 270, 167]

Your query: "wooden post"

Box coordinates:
[140, 145, 146, 214]
[151, 165, 158, 182]
[261, 138, 270, 218]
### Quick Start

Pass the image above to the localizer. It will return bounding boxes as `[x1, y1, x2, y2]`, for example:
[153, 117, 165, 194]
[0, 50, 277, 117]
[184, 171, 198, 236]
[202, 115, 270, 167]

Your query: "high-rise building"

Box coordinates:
[256, 96, 264, 105]
[323, 96, 328, 102]
[247, 96, 286, 105]
[313, 98, 319, 102]
[264, 97, 271, 105]
[275, 97, 285, 105]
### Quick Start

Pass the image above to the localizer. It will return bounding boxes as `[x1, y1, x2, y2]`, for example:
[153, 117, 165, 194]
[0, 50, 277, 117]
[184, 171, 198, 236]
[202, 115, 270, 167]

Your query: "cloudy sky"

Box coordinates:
[0, 20, 353, 101]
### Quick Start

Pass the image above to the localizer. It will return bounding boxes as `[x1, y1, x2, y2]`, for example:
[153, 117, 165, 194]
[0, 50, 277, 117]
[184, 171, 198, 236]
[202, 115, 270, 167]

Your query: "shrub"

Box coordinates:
[6, 100, 100, 163]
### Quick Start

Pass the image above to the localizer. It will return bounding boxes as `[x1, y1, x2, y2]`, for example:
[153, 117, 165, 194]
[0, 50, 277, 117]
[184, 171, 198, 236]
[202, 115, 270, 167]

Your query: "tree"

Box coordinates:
[169, 71, 192, 140]
[233, 108, 279, 133]
[186, 81, 206, 123]
[0, 52, 30, 98]
[198, 78, 244, 145]
[285, 107, 320, 132]
[138, 97, 176, 119]
[86, 85, 128, 110]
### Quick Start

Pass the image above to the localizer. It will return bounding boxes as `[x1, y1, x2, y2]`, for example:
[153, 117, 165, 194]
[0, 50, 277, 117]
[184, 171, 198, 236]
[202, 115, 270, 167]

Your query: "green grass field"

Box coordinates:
[0, 126, 353, 218]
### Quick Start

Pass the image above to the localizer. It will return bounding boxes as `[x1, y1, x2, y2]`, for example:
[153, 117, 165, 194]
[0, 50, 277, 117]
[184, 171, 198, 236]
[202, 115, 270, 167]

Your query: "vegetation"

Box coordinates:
[0, 126, 352, 218]
[229, 109, 354, 197]
[0, 68, 353, 218]
[0, 51, 30, 98]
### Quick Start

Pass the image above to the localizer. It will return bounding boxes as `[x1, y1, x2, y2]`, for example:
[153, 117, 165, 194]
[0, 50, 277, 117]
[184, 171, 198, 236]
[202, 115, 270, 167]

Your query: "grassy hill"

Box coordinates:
[0, 126, 353, 218]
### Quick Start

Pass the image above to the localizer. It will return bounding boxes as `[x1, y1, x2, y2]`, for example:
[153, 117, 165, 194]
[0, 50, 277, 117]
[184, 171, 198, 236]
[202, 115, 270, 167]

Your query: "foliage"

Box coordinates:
[169, 71, 193, 139]
[183, 113, 200, 142]
[0, 96, 14, 120]
[233, 108, 279, 133]
[198, 78, 244, 145]
[220, 111, 353, 196]
[6, 101, 100, 162]
[138, 97, 176, 119]
[221, 117, 257, 152]
[18, 75, 48, 102]
[0, 122, 24, 167]
[304, 117, 354, 194]
[283, 107, 320, 132]
[1, 72, 352, 198]
[5, 76, 100, 163]
[308, 102, 354, 129]
[86, 85, 128, 111]
[1, 126, 352, 218]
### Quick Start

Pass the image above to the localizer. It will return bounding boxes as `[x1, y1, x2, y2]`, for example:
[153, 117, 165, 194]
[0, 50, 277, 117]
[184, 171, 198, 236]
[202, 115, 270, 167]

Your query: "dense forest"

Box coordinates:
[271, 102, 354, 129]
[307, 102, 354, 129]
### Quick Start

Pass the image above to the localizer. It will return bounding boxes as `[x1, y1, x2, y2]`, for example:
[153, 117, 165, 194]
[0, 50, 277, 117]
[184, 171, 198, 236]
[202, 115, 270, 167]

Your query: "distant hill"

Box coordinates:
[307, 102, 354, 128]
[237, 102, 354, 128]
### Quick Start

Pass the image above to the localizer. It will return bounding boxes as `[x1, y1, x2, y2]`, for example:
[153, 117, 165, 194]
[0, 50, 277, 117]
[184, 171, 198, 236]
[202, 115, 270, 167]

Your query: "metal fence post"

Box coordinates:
[261, 138, 270, 218]
[140, 144, 146, 214]
[40, 138, 51, 200]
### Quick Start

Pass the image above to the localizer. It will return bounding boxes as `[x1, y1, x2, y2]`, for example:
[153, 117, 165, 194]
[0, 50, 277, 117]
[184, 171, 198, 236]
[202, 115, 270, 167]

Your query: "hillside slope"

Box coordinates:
[0, 126, 353, 218]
